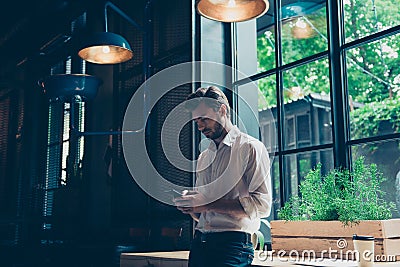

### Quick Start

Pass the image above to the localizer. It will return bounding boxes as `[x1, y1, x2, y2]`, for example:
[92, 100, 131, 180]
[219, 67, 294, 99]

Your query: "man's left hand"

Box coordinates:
[174, 190, 209, 214]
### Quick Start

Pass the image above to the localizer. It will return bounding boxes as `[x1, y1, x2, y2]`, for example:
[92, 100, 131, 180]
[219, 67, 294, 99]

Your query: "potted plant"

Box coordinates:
[271, 156, 400, 260]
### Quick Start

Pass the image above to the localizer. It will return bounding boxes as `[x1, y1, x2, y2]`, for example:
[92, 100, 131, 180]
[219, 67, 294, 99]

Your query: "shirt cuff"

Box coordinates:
[239, 196, 257, 220]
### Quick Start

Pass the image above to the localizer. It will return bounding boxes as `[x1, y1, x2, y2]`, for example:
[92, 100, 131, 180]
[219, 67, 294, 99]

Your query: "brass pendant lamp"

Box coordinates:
[196, 0, 269, 22]
[78, 1, 146, 64]
[78, 32, 133, 64]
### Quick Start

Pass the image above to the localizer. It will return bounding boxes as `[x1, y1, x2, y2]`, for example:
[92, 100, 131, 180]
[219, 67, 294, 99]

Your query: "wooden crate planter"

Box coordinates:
[271, 219, 400, 260]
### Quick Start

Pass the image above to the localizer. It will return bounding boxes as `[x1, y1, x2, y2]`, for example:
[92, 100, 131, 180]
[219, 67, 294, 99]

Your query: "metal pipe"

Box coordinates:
[77, 130, 143, 137]
[104, 1, 146, 33]
[74, 1, 151, 138]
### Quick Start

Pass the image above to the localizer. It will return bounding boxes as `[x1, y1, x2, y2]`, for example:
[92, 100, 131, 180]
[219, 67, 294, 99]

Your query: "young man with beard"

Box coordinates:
[174, 86, 272, 267]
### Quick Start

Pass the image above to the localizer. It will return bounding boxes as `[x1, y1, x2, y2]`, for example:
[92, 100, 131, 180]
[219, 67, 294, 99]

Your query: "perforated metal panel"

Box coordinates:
[152, 0, 192, 56]
[146, 0, 193, 244]
[112, 0, 194, 250]
[149, 83, 193, 187]
[0, 87, 26, 246]
[0, 96, 10, 213]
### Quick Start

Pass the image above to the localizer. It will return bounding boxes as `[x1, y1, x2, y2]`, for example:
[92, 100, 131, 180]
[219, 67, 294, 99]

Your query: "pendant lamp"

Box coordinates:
[78, 1, 145, 64]
[196, 0, 269, 22]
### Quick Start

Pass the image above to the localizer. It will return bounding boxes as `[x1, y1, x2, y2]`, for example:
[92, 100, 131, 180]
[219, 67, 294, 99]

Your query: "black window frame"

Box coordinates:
[231, 0, 400, 208]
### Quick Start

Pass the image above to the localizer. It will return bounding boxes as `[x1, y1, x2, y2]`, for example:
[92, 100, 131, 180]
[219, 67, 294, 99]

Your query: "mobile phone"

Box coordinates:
[165, 189, 184, 198]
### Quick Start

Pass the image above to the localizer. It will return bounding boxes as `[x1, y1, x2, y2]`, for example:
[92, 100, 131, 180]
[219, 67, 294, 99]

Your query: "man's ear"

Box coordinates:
[219, 104, 227, 116]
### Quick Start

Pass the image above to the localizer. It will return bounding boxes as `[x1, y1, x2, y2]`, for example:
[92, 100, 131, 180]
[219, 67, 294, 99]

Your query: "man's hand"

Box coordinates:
[174, 190, 209, 214]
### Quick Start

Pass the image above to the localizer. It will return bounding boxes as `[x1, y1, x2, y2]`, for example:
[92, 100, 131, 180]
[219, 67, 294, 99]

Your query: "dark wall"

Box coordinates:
[0, 0, 194, 266]
[110, 0, 194, 251]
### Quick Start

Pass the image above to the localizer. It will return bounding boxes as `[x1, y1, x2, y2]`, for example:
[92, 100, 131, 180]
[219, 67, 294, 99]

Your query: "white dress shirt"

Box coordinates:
[195, 126, 272, 234]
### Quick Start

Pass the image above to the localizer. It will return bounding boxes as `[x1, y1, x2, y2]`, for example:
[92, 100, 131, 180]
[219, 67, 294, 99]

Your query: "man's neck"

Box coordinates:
[213, 121, 233, 147]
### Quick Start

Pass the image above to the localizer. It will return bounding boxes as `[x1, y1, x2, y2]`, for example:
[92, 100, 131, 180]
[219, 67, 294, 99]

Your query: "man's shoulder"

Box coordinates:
[236, 131, 264, 146]
[232, 133, 267, 158]
[198, 147, 214, 159]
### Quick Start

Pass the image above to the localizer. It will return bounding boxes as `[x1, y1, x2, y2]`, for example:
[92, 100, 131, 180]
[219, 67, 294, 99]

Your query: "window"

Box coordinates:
[233, 0, 400, 219]
[42, 13, 87, 242]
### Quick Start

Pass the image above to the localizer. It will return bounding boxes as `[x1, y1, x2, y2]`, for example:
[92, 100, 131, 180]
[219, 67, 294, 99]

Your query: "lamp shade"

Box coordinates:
[78, 32, 133, 64]
[196, 0, 269, 22]
[39, 74, 103, 101]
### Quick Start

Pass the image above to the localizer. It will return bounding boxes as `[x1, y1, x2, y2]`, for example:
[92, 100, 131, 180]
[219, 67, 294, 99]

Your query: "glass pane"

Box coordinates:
[281, 2, 328, 65]
[347, 33, 400, 140]
[258, 75, 277, 109]
[282, 58, 332, 149]
[284, 149, 334, 198]
[351, 140, 400, 218]
[256, 1, 327, 72]
[257, 29, 276, 72]
[257, 0, 276, 73]
[343, 0, 400, 43]
[237, 79, 279, 220]
[257, 75, 278, 154]
[237, 79, 278, 158]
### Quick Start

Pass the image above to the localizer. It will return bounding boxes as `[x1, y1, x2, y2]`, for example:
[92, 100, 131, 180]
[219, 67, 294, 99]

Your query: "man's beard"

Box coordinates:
[205, 123, 224, 140]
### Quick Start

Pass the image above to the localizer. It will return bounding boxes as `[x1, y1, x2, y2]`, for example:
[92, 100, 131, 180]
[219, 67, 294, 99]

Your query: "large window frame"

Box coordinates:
[231, 0, 400, 213]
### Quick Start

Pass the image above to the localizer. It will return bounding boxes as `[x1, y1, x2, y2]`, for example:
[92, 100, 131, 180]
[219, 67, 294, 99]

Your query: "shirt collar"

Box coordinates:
[208, 125, 240, 151]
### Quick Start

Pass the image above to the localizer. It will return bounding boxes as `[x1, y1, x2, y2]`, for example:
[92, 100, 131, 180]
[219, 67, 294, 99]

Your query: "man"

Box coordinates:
[174, 86, 272, 267]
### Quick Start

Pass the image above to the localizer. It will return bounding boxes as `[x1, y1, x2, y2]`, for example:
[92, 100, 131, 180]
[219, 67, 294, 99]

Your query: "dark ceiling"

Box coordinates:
[0, 0, 152, 79]
[0, 0, 91, 78]
[0, 0, 44, 39]
[0, 0, 326, 79]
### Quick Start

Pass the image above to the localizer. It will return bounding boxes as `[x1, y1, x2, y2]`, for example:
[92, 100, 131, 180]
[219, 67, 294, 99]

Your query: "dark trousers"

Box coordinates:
[189, 231, 254, 267]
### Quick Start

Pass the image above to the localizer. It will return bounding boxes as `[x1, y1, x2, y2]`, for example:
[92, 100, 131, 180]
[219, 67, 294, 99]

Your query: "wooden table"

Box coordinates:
[121, 251, 189, 267]
[120, 250, 399, 267]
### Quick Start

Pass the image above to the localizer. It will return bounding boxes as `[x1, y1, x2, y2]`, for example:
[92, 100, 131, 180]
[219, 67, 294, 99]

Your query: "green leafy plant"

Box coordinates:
[278, 156, 396, 225]
[350, 99, 400, 139]
[252, 218, 270, 250]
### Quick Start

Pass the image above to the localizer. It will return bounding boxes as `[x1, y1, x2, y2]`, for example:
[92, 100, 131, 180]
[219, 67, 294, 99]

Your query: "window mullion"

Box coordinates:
[274, 0, 289, 205]
[327, 0, 349, 169]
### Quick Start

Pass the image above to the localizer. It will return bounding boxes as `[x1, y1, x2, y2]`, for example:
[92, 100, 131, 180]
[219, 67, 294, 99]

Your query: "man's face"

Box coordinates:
[191, 102, 224, 140]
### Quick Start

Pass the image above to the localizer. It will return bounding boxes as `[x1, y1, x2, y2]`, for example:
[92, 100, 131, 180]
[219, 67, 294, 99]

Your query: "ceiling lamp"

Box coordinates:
[78, 32, 133, 64]
[196, 0, 269, 22]
[78, 1, 145, 64]
[39, 74, 103, 101]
